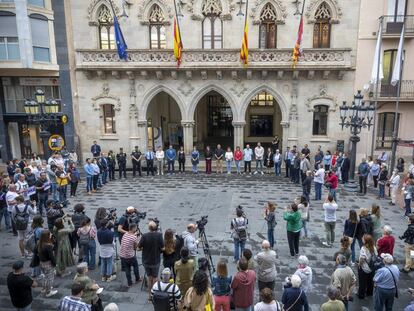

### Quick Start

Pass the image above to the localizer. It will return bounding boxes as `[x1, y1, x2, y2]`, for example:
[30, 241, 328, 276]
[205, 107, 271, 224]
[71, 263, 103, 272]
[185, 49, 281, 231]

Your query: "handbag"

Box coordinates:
[283, 289, 303, 311]
[346, 221, 358, 245]
[385, 267, 399, 298]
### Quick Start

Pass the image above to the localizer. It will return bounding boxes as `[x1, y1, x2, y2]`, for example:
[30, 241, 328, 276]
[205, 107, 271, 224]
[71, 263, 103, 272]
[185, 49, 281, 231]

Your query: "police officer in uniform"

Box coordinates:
[107, 150, 116, 180]
[116, 148, 127, 179]
[131, 146, 142, 177]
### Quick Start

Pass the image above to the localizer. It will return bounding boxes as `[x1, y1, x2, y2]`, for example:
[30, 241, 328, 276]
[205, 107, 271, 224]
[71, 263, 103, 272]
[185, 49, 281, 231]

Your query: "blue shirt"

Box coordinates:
[288, 151, 294, 161]
[323, 155, 332, 166]
[166, 148, 176, 160]
[370, 163, 380, 176]
[373, 265, 400, 289]
[243, 148, 253, 161]
[59, 296, 91, 311]
[145, 151, 154, 160]
[83, 164, 94, 177]
[358, 162, 370, 177]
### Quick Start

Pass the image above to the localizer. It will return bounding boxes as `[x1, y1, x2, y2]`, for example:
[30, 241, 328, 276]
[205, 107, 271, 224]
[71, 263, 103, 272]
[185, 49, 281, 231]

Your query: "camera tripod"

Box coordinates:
[198, 227, 216, 280]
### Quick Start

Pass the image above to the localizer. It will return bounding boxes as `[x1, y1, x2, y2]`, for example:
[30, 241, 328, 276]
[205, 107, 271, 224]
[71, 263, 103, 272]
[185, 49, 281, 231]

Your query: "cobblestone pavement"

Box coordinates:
[0, 173, 413, 311]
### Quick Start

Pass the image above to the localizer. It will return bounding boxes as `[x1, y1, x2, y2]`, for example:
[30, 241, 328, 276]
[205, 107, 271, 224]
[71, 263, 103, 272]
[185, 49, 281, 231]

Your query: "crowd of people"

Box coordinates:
[1, 141, 414, 311]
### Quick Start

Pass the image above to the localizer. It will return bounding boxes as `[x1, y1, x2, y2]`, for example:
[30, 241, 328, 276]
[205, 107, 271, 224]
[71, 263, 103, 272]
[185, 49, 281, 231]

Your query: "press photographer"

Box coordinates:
[46, 199, 65, 231]
[117, 206, 146, 242]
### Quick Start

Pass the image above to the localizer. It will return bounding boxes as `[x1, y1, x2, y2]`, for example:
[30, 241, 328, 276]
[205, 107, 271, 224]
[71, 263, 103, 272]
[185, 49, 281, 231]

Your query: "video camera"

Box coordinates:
[128, 210, 147, 225]
[196, 215, 208, 231]
[48, 200, 64, 210]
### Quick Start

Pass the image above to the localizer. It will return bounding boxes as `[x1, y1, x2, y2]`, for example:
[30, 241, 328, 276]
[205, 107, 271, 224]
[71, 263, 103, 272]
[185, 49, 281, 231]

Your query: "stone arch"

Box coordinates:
[305, 0, 342, 24]
[240, 85, 289, 123]
[250, 0, 287, 25]
[187, 84, 238, 121]
[87, 0, 120, 24]
[189, 0, 234, 21]
[140, 84, 186, 119]
[137, 0, 174, 22]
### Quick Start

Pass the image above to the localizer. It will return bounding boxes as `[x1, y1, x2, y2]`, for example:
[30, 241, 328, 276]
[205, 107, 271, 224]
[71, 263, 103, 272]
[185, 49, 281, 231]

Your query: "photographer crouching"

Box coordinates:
[117, 206, 146, 243]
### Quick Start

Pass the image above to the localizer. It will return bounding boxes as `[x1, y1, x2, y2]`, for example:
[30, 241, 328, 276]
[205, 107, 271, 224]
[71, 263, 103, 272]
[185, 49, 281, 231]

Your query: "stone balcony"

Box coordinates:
[75, 48, 353, 80]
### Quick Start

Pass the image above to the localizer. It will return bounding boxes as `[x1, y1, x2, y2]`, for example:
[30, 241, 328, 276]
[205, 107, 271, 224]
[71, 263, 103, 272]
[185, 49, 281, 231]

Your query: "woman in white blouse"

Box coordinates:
[225, 147, 234, 174]
[357, 234, 377, 299]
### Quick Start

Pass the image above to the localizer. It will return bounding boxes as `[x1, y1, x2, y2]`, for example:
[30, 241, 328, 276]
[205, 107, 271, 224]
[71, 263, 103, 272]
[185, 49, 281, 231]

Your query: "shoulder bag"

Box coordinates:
[385, 267, 399, 298]
[283, 289, 303, 311]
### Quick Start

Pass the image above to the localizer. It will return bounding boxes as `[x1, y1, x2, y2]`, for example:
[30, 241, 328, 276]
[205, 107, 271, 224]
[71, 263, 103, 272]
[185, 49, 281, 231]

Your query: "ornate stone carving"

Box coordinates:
[232, 121, 246, 128]
[129, 79, 136, 97]
[149, 4, 165, 22]
[201, 71, 208, 80]
[305, 0, 342, 24]
[137, 84, 145, 93]
[129, 104, 138, 119]
[202, 0, 223, 15]
[178, 81, 194, 96]
[92, 83, 121, 111]
[87, 0, 120, 22]
[137, 0, 174, 20]
[181, 121, 195, 127]
[188, 0, 234, 19]
[306, 84, 338, 112]
[250, 0, 287, 25]
[230, 81, 247, 97]
[280, 120, 290, 128]
[260, 3, 278, 21]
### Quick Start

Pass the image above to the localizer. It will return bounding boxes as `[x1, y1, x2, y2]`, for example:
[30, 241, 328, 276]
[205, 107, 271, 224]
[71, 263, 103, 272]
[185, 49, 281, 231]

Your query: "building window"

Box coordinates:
[381, 49, 399, 96]
[29, 14, 50, 62]
[28, 0, 45, 7]
[250, 115, 273, 137]
[259, 3, 277, 49]
[97, 5, 115, 50]
[149, 4, 166, 49]
[202, 0, 223, 49]
[0, 12, 19, 60]
[388, 0, 406, 19]
[0, 0, 14, 2]
[376, 112, 399, 149]
[103, 104, 116, 134]
[313, 2, 331, 48]
[250, 91, 275, 106]
[312, 105, 328, 135]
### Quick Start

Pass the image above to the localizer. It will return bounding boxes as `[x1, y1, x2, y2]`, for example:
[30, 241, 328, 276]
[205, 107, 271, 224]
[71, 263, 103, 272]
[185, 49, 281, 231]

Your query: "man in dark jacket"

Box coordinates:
[400, 214, 414, 273]
[341, 153, 351, 184]
[116, 148, 127, 179]
[302, 171, 313, 203]
[91, 141, 101, 158]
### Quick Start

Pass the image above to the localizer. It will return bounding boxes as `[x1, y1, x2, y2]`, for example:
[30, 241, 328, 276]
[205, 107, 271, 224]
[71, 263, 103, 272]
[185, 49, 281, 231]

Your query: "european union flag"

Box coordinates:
[113, 14, 128, 61]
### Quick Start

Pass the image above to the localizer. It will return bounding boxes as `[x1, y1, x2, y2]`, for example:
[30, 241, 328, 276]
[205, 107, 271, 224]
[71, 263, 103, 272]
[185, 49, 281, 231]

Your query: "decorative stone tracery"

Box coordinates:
[250, 0, 286, 25]
[306, 84, 338, 112]
[92, 83, 122, 111]
[260, 3, 278, 21]
[202, 0, 223, 15]
[305, 0, 342, 24]
[137, 0, 174, 21]
[87, 0, 120, 24]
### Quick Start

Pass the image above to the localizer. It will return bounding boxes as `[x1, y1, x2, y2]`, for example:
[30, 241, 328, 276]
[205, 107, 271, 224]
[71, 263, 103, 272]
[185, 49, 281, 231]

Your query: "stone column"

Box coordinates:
[232, 121, 246, 149]
[288, 80, 299, 146]
[137, 120, 148, 152]
[128, 79, 140, 150]
[181, 121, 195, 154]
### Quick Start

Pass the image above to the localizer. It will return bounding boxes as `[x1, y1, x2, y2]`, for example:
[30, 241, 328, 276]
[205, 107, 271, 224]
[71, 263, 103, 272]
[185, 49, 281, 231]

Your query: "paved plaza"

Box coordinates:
[0, 173, 413, 310]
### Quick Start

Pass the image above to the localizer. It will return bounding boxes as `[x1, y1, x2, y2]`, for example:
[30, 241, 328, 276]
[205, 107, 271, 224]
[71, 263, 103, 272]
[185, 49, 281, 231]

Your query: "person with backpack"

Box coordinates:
[231, 207, 248, 263]
[77, 217, 97, 270]
[71, 204, 87, 260]
[151, 268, 181, 311]
[359, 208, 374, 236]
[357, 234, 378, 299]
[12, 195, 36, 258]
[212, 260, 232, 311]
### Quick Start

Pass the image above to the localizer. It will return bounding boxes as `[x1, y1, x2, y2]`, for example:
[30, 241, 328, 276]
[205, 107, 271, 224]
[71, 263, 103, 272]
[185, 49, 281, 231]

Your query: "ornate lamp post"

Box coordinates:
[24, 89, 61, 159]
[339, 90, 375, 190]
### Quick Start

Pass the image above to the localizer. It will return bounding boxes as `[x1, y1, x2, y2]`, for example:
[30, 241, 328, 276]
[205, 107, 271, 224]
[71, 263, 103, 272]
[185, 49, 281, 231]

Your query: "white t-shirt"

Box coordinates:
[6, 191, 19, 212]
[314, 168, 325, 184]
[255, 146, 264, 160]
[225, 152, 233, 161]
[323, 202, 338, 222]
[156, 150, 165, 160]
[254, 301, 282, 311]
[15, 181, 29, 201]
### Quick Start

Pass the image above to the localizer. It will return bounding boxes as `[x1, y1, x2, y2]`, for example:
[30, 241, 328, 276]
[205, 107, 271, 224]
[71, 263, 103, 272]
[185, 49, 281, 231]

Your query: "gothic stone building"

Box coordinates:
[68, 0, 358, 158]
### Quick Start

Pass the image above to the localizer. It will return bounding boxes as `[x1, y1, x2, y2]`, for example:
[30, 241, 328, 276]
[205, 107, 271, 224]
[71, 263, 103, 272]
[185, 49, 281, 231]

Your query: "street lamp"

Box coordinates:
[24, 89, 62, 159]
[339, 90, 375, 191]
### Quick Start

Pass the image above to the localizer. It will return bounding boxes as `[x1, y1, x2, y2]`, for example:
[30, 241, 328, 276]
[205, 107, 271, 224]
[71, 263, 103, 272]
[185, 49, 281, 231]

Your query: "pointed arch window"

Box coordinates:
[202, 0, 223, 49]
[98, 5, 115, 50]
[313, 2, 331, 48]
[149, 4, 166, 49]
[259, 3, 277, 49]
[103, 104, 116, 134]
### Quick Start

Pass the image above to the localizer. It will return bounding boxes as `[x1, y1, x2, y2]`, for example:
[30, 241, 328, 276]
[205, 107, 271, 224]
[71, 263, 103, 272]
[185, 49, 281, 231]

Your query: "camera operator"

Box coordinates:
[117, 206, 143, 243]
[182, 224, 199, 270]
[138, 221, 165, 301]
[46, 199, 64, 231]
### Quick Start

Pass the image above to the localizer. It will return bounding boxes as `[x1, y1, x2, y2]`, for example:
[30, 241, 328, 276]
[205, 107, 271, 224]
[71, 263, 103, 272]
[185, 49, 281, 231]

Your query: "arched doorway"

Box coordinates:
[244, 91, 283, 150]
[194, 91, 234, 151]
[146, 92, 183, 150]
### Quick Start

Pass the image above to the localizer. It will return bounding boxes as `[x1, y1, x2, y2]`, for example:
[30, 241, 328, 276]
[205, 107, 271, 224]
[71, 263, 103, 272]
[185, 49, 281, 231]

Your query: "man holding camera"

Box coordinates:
[138, 221, 165, 301]
[117, 206, 139, 243]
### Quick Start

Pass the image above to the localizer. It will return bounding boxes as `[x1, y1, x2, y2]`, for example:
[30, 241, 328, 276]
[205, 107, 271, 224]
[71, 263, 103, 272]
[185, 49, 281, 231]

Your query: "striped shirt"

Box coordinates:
[151, 281, 181, 310]
[120, 232, 138, 259]
[59, 296, 91, 311]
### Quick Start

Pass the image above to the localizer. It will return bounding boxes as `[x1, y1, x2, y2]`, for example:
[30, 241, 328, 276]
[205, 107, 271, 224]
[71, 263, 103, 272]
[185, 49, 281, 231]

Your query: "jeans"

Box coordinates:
[255, 160, 263, 172]
[359, 175, 368, 194]
[167, 160, 175, 173]
[192, 163, 198, 173]
[315, 182, 322, 200]
[287, 231, 300, 256]
[235, 160, 241, 173]
[38, 194, 48, 215]
[373, 175, 379, 188]
[82, 240, 96, 270]
[17, 304, 32, 311]
[235, 307, 253, 311]
[274, 161, 281, 176]
[405, 198, 412, 216]
[226, 160, 232, 173]
[102, 170, 108, 183]
[92, 175, 98, 190]
[379, 183, 385, 198]
[121, 256, 140, 286]
[329, 188, 337, 202]
[58, 186, 67, 203]
[147, 160, 154, 176]
[244, 161, 251, 173]
[86, 176, 93, 192]
[267, 228, 275, 248]
[301, 220, 308, 238]
[302, 188, 310, 203]
[51, 182, 58, 201]
[374, 287, 395, 311]
[70, 182, 78, 196]
[0, 207, 11, 230]
[233, 239, 246, 261]
[100, 256, 113, 277]
[351, 237, 363, 263]
[285, 160, 290, 177]
[324, 221, 336, 244]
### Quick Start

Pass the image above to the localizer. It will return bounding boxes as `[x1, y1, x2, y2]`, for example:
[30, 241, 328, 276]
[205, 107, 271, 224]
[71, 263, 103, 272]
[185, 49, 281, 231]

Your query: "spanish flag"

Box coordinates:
[240, 16, 249, 66]
[173, 17, 183, 67]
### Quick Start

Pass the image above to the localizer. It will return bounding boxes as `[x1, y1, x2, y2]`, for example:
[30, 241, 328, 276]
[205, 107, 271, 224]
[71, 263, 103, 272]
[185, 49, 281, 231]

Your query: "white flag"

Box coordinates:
[391, 26, 405, 86]
[370, 23, 383, 85]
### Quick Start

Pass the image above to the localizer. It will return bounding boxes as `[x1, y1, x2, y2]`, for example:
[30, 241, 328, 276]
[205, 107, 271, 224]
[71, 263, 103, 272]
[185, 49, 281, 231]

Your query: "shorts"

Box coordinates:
[17, 230, 27, 240]
[144, 264, 160, 277]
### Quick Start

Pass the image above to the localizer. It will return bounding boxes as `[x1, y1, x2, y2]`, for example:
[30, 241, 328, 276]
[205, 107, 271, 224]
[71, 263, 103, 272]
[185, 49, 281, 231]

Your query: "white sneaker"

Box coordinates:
[46, 289, 58, 297]
[107, 275, 117, 282]
[322, 242, 331, 247]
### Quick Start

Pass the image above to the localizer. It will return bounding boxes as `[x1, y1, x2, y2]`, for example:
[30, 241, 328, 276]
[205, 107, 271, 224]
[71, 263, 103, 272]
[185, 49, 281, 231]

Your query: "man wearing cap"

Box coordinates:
[373, 253, 400, 311]
[151, 268, 181, 310]
[73, 262, 102, 309]
[7, 261, 37, 311]
[131, 146, 142, 178]
[59, 283, 91, 311]
[138, 221, 165, 301]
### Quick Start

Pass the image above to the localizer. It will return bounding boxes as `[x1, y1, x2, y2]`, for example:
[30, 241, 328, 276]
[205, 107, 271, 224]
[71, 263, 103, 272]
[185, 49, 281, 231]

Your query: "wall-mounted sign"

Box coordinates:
[61, 114, 68, 124]
[48, 134, 65, 151]
[19, 77, 59, 86]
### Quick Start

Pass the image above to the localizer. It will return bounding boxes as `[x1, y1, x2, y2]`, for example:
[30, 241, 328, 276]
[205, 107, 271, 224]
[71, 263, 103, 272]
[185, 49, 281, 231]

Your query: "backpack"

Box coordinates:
[24, 229, 37, 252]
[152, 281, 175, 311]
[78, 228, 92, 246]
[362, 217, 373, 235]
[14, 205, 29, 230]
[233, 218, 247, 240]
[368, 252, 383, 272]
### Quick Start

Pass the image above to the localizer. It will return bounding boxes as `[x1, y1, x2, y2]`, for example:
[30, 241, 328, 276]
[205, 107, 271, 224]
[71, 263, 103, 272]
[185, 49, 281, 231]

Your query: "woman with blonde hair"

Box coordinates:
[162, 229, 177, 272]
[357, 234, 377, 299]
[212, 260, 232, 311]
[370, 204, 382, 242]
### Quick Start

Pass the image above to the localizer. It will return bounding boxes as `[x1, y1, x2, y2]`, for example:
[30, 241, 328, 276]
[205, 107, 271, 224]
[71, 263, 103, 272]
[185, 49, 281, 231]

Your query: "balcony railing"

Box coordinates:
[76, 48, 352, 70]
[381, 15, 414, 35]
[380, 80, 414, 98]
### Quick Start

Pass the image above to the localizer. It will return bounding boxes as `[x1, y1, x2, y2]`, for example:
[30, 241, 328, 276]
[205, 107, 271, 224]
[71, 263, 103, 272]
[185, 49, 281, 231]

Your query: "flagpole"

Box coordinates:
[390, 22, 405, 173]
[370, 17, 383, 158]
[173, 0, 183, 49]
[244, 0, 249, 29]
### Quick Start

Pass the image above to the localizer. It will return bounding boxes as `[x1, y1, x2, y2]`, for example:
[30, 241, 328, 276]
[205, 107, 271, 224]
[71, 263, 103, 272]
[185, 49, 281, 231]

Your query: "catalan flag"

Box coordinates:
[292, 14, 304, 68]
[240, 17, 249, 66]
[173, 17, 183, 67]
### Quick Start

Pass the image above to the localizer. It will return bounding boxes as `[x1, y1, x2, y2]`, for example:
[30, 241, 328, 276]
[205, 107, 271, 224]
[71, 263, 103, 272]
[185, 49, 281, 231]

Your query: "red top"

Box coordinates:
[377, 235, 395, 256]
[331, 155, 337, 166]
[326, 174, 338, 189]
[234, 150, 243, 161]
[231, 270, 256, 308]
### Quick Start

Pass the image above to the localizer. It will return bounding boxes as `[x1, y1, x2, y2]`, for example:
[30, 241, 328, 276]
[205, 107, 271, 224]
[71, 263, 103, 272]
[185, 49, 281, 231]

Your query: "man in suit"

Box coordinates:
[284, 147, 291, 178]
[91, 141, 101, 158]
[116, 148, 127, 179]
[145, 149, 155, 176]
[341, 153, 350, 184]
